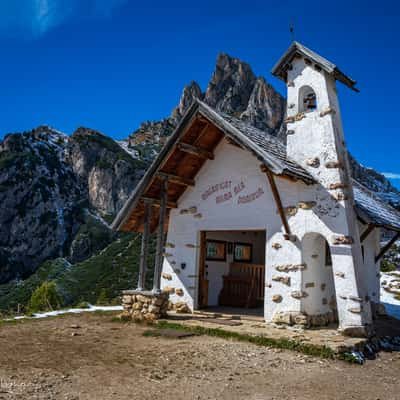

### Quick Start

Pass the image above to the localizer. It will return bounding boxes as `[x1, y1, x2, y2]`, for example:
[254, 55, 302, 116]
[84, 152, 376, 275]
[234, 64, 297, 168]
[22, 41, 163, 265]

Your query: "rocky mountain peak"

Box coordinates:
[204, 52, 257, 114]
[241, 76, 286, 133]
[170, 81, 204, 125]
[1, 125, 67, 154]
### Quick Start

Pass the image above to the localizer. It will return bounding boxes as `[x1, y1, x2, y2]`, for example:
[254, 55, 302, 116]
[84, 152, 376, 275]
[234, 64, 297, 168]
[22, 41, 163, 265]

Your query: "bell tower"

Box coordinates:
[272, 42, 372, 334]
[272, 41, 358, 189]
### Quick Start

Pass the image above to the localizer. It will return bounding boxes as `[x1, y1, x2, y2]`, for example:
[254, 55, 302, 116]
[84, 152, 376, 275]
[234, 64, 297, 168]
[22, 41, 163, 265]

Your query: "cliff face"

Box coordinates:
[67, 127, 148, 217]
[0, 127, 83, 283]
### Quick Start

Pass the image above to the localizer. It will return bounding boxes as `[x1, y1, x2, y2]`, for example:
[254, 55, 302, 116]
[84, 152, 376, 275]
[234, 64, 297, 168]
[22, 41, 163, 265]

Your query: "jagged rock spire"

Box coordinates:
[204, 53, 257, 114]
[241, 77, 286, 133]
[170, 81, 203, 125]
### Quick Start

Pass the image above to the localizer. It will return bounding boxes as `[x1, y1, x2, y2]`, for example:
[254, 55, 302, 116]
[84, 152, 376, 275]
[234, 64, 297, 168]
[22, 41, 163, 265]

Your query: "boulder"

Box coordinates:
[272, 294, 283, 303]
[148, 305, 160, 314]
[174, 302, 191, 313]
[272, 312, 292, 325]
[132, 310, 144, 322]
[143, 313, 157, 323]
[132, 302, 143, 311]
[122, 295, 133, 304]
[135, 295, 147, 303]
[293, 313, 309, 326]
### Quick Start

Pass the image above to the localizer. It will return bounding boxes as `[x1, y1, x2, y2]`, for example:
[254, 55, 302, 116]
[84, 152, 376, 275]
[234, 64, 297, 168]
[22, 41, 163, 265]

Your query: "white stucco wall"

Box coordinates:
[161, 139, 281, 310]
[301, 233, 336, 316]
[359, 223, 381, 304]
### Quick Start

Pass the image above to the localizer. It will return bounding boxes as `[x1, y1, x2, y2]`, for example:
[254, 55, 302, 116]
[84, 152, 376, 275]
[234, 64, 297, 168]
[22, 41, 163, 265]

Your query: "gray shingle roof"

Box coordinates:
[353, 179, 400, 231]
[196, 101, 315, 184]
[271, 41, 359, 92]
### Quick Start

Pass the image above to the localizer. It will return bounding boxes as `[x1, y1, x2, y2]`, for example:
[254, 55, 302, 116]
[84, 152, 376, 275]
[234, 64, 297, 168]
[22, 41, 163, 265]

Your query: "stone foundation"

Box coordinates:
[121, 290, 169, 322]
[271, 310, 338, 328]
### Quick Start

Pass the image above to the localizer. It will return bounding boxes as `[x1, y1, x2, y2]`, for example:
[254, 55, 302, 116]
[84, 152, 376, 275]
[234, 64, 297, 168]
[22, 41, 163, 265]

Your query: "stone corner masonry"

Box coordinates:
[121, 290, 170, 323]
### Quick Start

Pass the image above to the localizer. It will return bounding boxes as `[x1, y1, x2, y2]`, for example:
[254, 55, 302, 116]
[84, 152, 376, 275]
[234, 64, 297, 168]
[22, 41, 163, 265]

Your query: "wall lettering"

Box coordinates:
[201, 180, 264, 205]
[237, 188, 265, 204]
[201, 181, 232, 201]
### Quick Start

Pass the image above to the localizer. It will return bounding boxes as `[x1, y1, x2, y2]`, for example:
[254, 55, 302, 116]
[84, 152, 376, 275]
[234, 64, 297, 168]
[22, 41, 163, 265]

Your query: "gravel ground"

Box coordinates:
[0, 312, 400, 400]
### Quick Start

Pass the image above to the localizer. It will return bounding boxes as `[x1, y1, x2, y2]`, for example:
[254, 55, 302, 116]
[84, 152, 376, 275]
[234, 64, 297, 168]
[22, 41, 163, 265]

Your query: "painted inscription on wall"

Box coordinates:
[201, 180, 264, 205]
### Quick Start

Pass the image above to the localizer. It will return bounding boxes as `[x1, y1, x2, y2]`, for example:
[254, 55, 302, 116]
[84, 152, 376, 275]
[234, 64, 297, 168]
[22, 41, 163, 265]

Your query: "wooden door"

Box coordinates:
[198, 231, 208, 308]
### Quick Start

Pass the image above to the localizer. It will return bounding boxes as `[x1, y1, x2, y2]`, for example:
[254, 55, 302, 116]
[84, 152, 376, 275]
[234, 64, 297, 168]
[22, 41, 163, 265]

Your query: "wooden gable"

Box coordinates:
[120, 117, 224, 233]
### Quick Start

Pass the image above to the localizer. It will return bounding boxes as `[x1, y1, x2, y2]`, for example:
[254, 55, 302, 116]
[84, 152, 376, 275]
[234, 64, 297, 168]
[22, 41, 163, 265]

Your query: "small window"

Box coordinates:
[325, 242, 332, 266]
[234, 242, 253, 262]
[299, 85, 317, 112]
[206, 240, 226, 261]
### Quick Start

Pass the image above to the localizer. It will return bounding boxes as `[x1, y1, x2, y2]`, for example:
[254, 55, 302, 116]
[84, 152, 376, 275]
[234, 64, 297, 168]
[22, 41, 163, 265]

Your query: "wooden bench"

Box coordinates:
[218, 263, 265, 308]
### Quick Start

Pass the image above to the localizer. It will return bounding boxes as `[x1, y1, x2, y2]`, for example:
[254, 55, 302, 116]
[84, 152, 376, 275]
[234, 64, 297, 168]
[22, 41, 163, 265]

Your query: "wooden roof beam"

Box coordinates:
[157, 172, 195, 187]
[177, 142, 214, 160]
[193, 122, 210, 145]
[126, 214, 143, 233]
[141, 197, 178, 209]
[360, 224, 375, 243]
[261, 165, 294, 241]
[375, 232, 400, 263]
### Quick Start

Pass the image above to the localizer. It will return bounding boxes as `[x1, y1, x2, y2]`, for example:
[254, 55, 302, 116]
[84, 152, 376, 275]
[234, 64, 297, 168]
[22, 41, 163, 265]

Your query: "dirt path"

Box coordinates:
[0, 313, 399, 400]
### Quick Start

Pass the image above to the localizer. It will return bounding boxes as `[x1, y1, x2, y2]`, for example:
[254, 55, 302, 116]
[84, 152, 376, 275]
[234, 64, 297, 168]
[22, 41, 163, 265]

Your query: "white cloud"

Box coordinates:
[383, 172, 400, 180]
[0, 0, 127, 38]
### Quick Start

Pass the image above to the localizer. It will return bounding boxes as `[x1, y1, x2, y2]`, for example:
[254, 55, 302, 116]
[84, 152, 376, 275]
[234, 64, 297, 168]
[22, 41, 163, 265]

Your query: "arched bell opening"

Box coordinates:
[298, 85, 317, 113]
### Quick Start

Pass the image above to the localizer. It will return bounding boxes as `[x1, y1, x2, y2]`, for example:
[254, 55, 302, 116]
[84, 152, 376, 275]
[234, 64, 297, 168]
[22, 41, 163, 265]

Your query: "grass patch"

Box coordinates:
[143, 329, 162, 337]
[151, 321, 336, 360]
[337, 352, 361, 364]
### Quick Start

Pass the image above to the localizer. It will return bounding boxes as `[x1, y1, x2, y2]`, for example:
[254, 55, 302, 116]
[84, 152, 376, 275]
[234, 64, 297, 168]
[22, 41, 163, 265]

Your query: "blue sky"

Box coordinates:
[0, 0, 399, 187]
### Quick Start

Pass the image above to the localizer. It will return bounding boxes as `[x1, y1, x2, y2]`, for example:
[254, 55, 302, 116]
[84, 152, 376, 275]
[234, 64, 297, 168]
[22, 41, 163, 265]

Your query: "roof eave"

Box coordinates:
[354, 199, 400, 233]
[196, 102, 286, 176]
[271, 41, 359, 92]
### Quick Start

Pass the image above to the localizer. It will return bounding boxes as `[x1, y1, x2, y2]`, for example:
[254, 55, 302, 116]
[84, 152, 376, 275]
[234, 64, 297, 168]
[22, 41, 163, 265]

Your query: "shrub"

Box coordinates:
[96, 288, 110, 306]
[75, 301, 91, 309]
[381, 259, 397, 273]
[27, 281, 62, 314]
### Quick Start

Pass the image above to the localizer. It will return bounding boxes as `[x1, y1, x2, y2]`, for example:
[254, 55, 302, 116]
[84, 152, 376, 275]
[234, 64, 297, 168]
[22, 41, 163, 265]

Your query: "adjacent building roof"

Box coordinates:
[353, 180, 400, 232]
[271, 41, 359, 92]
[112, 99, 400, 233]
